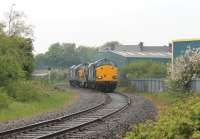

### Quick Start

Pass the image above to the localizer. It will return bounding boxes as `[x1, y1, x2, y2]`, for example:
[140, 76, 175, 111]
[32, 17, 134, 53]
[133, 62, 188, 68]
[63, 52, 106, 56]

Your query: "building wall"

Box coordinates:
[93, 51, 127, 67]
[172, 40, 200, 63]
[93, 51, 170, 68]
[127, 57, 170, 65]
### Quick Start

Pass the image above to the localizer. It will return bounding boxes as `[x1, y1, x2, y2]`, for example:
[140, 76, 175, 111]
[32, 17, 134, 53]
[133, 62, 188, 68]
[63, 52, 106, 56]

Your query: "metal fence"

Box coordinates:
[129, 78, 166, 93]
[191, 78, 200, 92]
[129, 78, 200, 93]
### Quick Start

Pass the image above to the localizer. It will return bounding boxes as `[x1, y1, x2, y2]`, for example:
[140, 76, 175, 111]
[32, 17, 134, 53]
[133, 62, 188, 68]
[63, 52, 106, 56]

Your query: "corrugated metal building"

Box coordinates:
[172, 38, 200, 63]
[94, 42, 171, 67]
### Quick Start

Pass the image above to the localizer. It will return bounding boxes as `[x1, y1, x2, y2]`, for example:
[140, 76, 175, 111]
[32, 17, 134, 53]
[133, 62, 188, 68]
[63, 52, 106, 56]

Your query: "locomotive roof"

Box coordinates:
[74, 63, 89, 69]
[94, 58, 108, 64]
[69, 65, 76, 69]
[88, 58, 116, 67]
[88, 58, 107, 67]
[74, 64, 82, 69]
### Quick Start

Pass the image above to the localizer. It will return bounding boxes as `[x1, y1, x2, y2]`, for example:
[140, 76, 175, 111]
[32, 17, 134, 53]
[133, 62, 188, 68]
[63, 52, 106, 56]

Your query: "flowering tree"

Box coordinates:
[168, 48, 200, 92]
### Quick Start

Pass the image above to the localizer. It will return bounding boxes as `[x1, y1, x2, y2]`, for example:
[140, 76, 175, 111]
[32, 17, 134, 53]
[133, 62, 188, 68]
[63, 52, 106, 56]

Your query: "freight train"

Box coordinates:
[69, 59, 118, 92]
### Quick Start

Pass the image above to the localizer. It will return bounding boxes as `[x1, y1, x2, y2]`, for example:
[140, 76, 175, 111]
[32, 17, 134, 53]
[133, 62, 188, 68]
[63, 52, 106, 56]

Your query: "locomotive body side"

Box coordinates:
[76, 63, 88, 88]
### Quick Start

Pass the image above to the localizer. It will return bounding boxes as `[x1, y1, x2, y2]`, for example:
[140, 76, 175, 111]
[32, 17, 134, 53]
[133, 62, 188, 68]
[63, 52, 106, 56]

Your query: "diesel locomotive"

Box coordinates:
[69, 59, 118, 92]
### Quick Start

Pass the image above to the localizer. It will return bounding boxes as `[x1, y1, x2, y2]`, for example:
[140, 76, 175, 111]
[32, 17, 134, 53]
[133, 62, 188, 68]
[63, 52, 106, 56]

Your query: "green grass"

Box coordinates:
[117, 87, 178, 112]
[118, 86, 200, 139]
[0, 81, 78, 122]
[0, 92, 77, 121]
[124, 94, 200, 139]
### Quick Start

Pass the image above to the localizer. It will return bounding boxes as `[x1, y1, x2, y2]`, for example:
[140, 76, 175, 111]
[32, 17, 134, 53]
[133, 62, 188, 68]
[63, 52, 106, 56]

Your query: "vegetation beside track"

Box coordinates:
[117, 87, 200, 139]
[117, 87, 177, 113]
[0, 9, 78, 122]
[0, 80, 78, 121]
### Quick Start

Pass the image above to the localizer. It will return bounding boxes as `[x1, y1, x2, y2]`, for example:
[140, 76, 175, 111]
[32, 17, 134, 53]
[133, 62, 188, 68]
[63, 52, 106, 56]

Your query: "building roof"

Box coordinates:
[172, 38, 200, 43]
[142, 46, 169, 52]
[98, 42, 171, 59]
[115, 45, 140, 51]
[111, 50, 171, 58]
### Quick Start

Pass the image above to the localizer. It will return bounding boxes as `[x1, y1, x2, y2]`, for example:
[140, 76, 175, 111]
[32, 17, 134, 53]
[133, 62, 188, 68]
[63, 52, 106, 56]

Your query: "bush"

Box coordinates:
[6, 80, 47, 102]
[50, 69, 68, 82]
[121, 60, 167, 78]
[120, 61, 167, 86]
[0, 36, 34, 86]
[125, 95, 200, 139]
[168, 48, 200, 93]
[0, 88, 10, 109]
[0, 37, 25, 86]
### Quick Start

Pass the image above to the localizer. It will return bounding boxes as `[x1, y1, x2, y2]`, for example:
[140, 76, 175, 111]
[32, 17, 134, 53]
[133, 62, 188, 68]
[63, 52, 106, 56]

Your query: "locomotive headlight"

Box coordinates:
[97, 76, 103, 79]
[112, 75, 117, 79]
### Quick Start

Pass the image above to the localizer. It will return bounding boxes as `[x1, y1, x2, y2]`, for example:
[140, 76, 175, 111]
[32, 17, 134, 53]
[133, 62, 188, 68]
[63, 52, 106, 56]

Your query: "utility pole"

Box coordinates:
[48, 67, 51, 83]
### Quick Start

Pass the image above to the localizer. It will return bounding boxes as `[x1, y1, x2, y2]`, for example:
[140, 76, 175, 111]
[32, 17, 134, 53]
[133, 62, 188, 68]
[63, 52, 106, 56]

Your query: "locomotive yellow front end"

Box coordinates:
[95, 63, 118, 92]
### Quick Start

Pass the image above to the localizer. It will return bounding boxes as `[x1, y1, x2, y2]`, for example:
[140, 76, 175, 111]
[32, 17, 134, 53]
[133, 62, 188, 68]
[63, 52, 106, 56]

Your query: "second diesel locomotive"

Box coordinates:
[69, 59, 118, 92]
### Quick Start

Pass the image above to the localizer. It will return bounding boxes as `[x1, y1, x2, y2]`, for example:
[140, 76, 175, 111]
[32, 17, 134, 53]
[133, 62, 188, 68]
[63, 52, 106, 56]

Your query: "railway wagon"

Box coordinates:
[69, 58, 118, 92]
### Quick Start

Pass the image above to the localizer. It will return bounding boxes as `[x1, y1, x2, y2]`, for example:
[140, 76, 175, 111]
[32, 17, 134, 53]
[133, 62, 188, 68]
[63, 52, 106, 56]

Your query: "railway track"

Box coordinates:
[0, 93, 130, 139]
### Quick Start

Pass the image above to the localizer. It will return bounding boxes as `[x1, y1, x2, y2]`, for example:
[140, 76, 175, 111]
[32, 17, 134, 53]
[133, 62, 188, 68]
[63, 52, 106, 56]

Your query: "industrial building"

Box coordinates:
[94, 42, 172, 67]
[172, 38, 200, 63]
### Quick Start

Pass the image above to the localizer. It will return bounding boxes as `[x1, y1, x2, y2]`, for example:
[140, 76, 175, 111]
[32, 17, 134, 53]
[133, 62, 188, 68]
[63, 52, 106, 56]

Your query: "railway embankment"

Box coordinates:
[117, 87, 200, 139]
[0, 82, 80, 131]
[0, 85, 157, 139]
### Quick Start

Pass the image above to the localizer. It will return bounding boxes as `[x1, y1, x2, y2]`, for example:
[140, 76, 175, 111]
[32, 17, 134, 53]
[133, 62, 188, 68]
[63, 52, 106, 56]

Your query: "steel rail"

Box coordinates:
[0, 92, 131, 139]
[36, 93, 131, 139]
[0, 93, 108, 138]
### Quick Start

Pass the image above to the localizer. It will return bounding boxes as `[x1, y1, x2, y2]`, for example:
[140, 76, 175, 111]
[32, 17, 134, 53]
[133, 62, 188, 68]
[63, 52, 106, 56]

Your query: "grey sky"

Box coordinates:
[0, 0, 199, 54]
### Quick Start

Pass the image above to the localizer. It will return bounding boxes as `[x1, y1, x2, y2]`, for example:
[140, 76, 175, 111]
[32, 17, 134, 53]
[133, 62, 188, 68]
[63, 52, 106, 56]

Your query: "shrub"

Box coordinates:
[168, 48, 200, 93]
[0, 36, 34, 85]
[0, 88, 10, 109]
[0, 38, 25, 86]
[120, 61, 167, 86]
[125, 95, 200, 139]
[6, 80, 47, 102]
[50, 69, 68, 82]
[121, 60, 167, 78]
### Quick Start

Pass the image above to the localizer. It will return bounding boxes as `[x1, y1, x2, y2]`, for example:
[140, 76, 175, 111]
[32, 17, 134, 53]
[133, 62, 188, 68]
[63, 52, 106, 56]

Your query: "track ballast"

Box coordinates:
[0, 93, 130, 139]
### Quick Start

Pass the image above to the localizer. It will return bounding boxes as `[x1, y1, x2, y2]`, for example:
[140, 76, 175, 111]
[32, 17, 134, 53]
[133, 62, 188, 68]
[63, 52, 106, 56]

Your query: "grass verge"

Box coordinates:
[117, 87, 177, 113]
[117, 87, 200, 139]
[0, 81, 78, 122]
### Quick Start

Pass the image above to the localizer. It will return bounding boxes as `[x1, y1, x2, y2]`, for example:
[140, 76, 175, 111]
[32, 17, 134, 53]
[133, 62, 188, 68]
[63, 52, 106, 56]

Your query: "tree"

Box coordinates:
[101, 41, 121, 50]
[5, 4, 33, 38]
[0, 36, 25, 86]
[14, 37, 34, 77]
[120, 61, 167, 86]
[77, 46, 97, 62]
[44, 43, 80, 68]
[35, 54, 48, 69]
[0, 6, 34, 85]
[0, 22, 5, 35]
[168, 48, 200, 92]
[121, 60, 167, 78]
[35, 43, 98, 69]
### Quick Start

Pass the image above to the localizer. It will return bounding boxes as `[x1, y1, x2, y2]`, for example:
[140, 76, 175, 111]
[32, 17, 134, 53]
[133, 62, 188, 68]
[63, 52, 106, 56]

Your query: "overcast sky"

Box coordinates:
[0, 0, 199, 54]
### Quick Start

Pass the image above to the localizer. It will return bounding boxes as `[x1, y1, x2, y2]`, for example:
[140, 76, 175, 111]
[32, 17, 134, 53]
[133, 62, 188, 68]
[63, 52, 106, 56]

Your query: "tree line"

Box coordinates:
[35, 41, 121, 69]
[35, 43, 97, 69]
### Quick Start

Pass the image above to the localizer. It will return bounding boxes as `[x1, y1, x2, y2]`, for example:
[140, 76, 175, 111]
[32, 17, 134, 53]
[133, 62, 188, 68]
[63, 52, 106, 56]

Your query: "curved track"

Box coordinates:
[0, 93, 130, 139]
